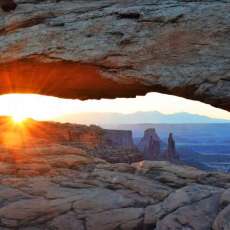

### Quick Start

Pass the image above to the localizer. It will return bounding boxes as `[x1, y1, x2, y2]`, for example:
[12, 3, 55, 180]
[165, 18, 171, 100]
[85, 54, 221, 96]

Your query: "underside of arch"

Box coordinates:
[0, 0, 229, 110]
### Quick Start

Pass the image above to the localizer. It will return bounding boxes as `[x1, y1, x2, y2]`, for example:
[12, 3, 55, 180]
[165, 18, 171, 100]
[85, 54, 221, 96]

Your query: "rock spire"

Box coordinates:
[138, 128, 160, 160]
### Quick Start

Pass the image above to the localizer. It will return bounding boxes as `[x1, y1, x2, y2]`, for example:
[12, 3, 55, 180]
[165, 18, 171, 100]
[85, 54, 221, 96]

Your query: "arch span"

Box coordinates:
[0, 0, 229, 110]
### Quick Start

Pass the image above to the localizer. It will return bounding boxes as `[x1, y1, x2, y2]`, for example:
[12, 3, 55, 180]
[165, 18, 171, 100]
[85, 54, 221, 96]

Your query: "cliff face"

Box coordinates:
[0, 1, 229, 110]
[138, 129, 180, 161]
[0, 118, 133, 148]
[162, 132, 180, 161]
[0, 119, 104, 148]
[138, 128, 161, 160]
[0, 117, 142, 163]
[103, 130, 134, 150]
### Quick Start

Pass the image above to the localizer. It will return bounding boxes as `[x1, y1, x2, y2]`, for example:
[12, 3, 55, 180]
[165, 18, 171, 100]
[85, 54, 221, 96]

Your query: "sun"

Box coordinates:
[11, 114, 27, 123]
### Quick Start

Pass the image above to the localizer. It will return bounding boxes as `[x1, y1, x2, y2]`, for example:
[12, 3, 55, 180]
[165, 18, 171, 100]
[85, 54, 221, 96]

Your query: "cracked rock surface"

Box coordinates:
[0, 0, 230, 110]
[0, 144, 229, 229]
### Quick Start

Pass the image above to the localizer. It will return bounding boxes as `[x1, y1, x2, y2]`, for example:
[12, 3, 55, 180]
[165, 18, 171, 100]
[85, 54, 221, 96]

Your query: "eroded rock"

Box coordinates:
[0, 117, 142, 164]
[86, 208, 144, 230]
[145, 184, 223, 227]
[0, 120, 228, 229]
[156, 194, 220, 230]
[48, 212, 84, 230]
[163, 133, 179, 161]
[0, 1, 229, 110]
[213, 204, 230, 230]
[0, 143, 228, 229]
[138, 128, 161, 160]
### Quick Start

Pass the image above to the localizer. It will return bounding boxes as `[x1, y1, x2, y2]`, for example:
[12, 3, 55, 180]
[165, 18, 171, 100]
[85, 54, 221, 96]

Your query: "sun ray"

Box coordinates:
[11, 114, 27, 123]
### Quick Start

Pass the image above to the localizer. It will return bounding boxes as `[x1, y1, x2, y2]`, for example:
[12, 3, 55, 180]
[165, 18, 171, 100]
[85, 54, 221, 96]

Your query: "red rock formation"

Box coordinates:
[103, 130, 134, 150]
[163, 133, 179, 161]
[138, 129, 160, 160]
[168, 133, 176, 158]
[0, 117, 141, 163]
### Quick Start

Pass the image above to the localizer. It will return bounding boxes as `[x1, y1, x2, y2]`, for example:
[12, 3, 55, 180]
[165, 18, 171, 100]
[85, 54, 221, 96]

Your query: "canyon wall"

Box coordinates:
[0, 117, 136, 150]
[103, 130, 134, 150]
[0, 117, 143, 163]
[0, 1, 229, 110]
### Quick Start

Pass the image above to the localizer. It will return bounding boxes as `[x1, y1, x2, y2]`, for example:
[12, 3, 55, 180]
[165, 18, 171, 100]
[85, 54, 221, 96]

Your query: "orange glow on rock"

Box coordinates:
[1, 118, 27, 149]
[0, 60, 151, 99]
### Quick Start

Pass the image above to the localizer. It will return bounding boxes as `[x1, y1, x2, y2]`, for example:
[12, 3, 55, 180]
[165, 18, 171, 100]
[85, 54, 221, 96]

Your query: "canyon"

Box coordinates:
[0, 117, 228, 229]
[0, 119, 229, 229]
[0, 117, 180, 164]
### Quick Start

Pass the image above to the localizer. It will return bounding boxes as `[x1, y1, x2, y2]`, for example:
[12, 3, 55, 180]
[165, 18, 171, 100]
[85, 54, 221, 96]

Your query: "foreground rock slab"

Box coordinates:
[0, 145, 229, 229]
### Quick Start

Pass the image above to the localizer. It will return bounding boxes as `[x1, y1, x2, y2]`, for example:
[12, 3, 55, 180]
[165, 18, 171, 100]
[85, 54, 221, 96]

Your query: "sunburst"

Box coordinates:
[11, 114, 27, 124]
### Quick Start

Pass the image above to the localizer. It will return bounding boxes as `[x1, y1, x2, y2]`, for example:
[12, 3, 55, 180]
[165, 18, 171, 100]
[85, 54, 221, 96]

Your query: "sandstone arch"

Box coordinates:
[0, 0, 229, 110]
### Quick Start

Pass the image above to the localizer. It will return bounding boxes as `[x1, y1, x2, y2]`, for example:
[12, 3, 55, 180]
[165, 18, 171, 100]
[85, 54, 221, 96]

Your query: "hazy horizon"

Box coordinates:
[53, 111, 230, 125]
[0, 92, 230, 122]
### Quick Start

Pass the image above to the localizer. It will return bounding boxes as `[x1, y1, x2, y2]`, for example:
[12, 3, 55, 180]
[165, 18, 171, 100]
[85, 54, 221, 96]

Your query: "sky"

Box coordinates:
[0, 92, 229, 122]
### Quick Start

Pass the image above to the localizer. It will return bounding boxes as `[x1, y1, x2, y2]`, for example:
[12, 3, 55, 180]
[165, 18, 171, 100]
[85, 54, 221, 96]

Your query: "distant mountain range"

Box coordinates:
[56, 111, 230, 125]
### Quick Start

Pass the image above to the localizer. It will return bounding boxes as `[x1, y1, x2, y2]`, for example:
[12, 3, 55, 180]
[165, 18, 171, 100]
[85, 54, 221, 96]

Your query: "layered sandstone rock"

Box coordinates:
[0, 1, 229, 110]
[0, 117, 142, 163]
[0, 117, 104, 148]
[90, 147, 143, 164]
[103, 129, 134, 150]
[138, 128, 161, 160]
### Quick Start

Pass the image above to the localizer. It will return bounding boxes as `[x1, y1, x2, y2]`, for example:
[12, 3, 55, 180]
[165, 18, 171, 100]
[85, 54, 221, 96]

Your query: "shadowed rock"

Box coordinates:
[103, 129, 135, 150]
[138, 128, 161, 160]
[163, 133, 179, 161]
[0, 0, 17, 12]
[168, 133, 177, 158]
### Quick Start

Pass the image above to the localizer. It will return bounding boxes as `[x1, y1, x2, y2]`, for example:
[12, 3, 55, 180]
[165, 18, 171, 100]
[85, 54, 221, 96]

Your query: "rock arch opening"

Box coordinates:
[0, 92, 229, 172]
[0, 60, 230, 112]
[0, 1, 230, 228]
